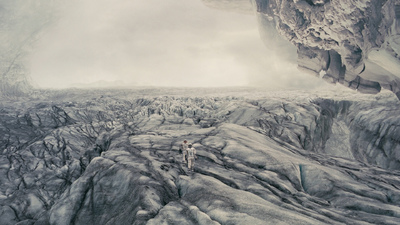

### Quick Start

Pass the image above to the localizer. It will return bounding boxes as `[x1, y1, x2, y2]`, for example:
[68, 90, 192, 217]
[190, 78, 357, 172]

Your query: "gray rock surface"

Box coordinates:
[204, 0, 400, 98]
[252, 0, 400, 96]
[1, 87, 400, 224]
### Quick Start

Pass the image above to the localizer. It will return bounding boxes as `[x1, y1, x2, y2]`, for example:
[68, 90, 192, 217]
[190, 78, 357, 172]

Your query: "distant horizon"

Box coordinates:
[27, 0, 327, 91]
[31, 77, 333, 91]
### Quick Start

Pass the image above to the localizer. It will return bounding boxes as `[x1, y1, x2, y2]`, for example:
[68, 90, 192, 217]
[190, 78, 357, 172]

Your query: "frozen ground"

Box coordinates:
[1, 87, 400, 224]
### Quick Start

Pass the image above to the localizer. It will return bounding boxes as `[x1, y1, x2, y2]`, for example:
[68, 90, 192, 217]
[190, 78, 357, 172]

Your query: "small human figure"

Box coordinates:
[179, 140, 188, 163]
[187, 143, 197, 171]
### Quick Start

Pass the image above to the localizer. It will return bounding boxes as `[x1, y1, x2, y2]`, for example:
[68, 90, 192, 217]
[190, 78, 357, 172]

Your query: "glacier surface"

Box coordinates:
[1, 87, 400, 224]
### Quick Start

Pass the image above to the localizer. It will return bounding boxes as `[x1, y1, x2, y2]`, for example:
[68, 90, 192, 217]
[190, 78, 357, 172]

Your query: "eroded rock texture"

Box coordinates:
[1, 88, 400, 224]
[253, 0, 400, 95]
[205, 0, 400, 97]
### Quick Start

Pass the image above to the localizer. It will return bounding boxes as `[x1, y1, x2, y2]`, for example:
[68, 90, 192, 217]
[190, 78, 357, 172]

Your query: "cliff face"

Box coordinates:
[206, 0, 400, 97]
[257, 0, 400, 97]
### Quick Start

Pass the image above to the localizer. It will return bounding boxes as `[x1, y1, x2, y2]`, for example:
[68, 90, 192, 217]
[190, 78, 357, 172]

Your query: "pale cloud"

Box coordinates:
[28, 0, 327, 89]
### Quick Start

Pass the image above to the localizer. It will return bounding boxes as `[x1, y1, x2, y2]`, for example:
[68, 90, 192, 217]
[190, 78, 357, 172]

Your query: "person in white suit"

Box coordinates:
[179, 140, 188, 163]
[186, 143, 197, 171]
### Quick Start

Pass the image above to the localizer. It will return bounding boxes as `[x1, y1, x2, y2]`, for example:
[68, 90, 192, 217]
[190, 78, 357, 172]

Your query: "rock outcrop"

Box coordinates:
[205, 0, 400, 98]
[253, 0, 400, 97]
[1, 88, 400, 224]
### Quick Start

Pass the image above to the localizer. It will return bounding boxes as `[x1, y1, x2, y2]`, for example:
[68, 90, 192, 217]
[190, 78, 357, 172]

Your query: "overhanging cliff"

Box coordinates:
[257, 0, 400, 97]
[205, 0, 400, 98]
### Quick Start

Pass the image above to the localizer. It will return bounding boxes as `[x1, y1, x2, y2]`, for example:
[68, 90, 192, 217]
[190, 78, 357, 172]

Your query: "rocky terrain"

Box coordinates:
[1, 87, 400, 224]
[1, 1, 400, 224]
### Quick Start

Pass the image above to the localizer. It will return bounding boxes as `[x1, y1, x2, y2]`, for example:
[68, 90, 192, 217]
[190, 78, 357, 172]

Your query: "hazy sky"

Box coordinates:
[28, 0, 327, 89]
